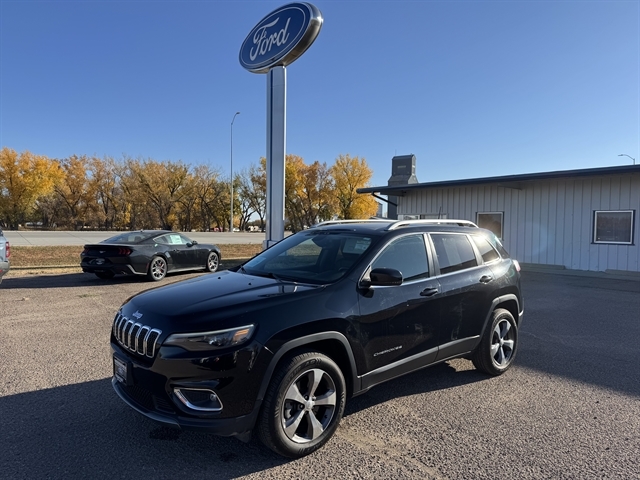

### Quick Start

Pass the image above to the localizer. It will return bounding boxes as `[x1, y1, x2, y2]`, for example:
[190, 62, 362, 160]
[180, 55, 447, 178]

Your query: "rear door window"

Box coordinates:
[430, 234, 478, 274]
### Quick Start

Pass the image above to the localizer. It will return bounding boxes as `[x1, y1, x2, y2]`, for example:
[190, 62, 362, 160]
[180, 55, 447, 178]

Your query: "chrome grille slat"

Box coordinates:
[137, 326, 150, 354]
[125, 320, 135, 346]
[112, 312, 161, 358]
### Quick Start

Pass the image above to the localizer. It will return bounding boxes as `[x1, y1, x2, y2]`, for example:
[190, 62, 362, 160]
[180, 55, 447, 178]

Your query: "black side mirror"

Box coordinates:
[360, 267, 403, 288]
[371, 268, 403, 286]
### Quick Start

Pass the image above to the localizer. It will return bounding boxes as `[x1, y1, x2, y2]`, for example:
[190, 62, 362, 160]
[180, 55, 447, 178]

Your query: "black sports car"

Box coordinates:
[81, 230, 221, 281]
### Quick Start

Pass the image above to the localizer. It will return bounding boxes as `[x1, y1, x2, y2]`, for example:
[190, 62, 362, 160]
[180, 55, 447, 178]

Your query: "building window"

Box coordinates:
[476, 212, 503, 239]
[593, 210, 634, 245]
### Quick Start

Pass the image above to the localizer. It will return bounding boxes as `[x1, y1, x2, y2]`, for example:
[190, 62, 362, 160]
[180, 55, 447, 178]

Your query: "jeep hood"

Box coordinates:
[122, 270, 320, 326]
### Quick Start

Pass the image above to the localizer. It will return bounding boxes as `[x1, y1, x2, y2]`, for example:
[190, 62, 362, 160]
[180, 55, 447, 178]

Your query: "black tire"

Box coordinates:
[147, 256, 167, 281]
[472, 308, 518, 376]
[257, 351, 346, 458]
[206, 251, 219, 272]
[95, 271, 115, 280]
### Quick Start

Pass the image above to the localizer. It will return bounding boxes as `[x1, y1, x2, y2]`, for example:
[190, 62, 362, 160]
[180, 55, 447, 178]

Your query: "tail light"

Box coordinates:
[5, 241, 9, 259]
[118, 247, 132, 255]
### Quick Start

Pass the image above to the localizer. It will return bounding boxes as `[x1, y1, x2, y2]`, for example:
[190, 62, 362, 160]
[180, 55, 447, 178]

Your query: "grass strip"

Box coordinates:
[10, 244, 262, 268]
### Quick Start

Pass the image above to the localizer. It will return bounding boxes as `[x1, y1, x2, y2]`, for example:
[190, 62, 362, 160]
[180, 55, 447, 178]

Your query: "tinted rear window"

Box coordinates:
[431, 233, 478, 274]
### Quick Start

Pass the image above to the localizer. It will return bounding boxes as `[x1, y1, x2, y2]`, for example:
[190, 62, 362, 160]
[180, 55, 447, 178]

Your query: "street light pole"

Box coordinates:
[230, 111, 240, 232]
[618, 153, 636, 165]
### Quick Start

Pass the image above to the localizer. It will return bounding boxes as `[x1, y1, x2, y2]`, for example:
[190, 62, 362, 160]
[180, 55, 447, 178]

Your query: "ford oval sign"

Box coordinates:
[239, 2, 323, 74]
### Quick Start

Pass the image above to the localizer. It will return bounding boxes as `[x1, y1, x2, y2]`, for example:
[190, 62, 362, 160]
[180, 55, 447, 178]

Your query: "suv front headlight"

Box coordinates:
[164, 325, 255, 352]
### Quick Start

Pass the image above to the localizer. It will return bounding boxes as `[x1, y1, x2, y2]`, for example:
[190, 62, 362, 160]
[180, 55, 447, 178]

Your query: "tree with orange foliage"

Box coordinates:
[0, 147, 63, 229]
[285, 155, 336, 232]
[330, 154, 378, 219]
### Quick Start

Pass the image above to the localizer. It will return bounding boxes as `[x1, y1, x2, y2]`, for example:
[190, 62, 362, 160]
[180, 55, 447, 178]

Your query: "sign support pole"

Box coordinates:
[264, 66, 287, 249]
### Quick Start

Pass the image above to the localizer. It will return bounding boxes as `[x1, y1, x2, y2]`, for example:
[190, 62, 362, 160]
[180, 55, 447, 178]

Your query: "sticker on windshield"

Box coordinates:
[343, 237, 372, 255]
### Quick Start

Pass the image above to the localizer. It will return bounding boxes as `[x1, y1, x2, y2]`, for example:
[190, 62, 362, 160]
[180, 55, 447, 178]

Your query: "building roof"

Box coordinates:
[357, 164, 640, 196]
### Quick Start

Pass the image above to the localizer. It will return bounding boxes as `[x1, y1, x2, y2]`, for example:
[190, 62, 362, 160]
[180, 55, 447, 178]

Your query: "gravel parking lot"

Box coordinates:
[1, 270, 638, 479]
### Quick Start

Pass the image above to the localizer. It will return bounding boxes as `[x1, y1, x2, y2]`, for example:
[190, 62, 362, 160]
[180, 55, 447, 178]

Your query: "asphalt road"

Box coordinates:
[0, 271, 638, 479]
[3, 230, 266, 246]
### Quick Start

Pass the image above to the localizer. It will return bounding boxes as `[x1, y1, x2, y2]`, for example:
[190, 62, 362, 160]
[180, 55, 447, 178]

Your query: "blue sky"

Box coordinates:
[1, 0, 638, 189]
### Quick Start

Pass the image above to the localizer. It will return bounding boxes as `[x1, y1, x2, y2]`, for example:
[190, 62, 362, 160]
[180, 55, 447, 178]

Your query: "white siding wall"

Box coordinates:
[399, 172, 640, 272]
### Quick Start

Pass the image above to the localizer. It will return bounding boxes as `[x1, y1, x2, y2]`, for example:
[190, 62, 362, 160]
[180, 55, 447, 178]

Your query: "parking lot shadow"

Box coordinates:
[517, 272, 640, 397]
[0, 379, 288, 480]
[0, 362, 488, 480]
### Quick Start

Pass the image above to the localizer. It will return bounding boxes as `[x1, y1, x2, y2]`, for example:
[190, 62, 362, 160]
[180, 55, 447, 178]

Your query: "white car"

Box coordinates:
[0, 228, 10, 284]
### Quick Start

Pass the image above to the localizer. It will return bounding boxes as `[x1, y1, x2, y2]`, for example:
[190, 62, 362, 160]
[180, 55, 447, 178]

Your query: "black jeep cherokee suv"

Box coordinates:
[111, 219, 523, 457]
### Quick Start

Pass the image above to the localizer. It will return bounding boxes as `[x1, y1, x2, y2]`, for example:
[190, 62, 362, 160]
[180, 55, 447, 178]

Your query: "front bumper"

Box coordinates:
[110, 340, 271, 437]
[111, 378, 259, 436]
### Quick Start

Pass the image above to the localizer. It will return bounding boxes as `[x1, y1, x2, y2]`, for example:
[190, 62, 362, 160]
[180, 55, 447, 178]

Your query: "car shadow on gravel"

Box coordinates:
[0, 365, 483, 479]
[344, 361, 484, 417]
[0, 379, 288, 480]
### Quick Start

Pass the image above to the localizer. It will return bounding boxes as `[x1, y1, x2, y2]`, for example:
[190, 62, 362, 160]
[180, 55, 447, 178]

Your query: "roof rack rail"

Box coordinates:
[310, 219, 391, 228]
[387, 219, 478, 230]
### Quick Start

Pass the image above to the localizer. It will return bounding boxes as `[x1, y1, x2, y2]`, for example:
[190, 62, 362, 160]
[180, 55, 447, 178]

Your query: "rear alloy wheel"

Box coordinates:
[95, 271, 115, 280]
[147, 256, 167, 281]
[206, 251, 219, 272]
[257, 351, 346, 458]
[472, 308, 518, 375]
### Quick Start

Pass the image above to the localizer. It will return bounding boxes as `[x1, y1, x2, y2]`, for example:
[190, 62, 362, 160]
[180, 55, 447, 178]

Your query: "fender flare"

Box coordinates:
[255, 331, 360, 405]
[478, 294, 521, 340]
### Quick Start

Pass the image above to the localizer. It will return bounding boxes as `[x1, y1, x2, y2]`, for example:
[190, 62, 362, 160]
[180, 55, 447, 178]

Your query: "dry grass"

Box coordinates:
[11, 246, 84, 267]
[8, 244, 262, 272]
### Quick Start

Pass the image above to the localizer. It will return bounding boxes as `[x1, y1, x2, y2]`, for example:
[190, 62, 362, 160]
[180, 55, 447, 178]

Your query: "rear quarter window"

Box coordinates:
[471, 235, 501, 263]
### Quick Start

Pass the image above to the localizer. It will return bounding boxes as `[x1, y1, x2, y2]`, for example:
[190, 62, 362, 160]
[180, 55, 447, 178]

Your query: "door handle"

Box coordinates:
[479, 275, 493, 284]
[420, 287, 439, 297]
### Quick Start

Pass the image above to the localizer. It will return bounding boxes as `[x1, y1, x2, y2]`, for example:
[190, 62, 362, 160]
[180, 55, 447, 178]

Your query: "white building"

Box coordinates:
[358, 157, 640, 274]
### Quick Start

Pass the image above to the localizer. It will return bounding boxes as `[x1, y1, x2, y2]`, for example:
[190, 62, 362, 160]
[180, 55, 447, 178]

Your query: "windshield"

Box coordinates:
[243, 231, 377, 284]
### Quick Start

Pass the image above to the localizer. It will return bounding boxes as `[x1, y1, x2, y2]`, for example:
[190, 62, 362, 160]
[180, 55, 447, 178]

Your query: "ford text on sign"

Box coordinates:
[239, 2, 322, 74]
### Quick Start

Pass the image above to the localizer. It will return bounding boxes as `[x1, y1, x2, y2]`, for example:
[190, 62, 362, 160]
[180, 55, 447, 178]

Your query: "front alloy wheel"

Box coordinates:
[472, 308, 518, 375]
[258, 351, 346, 458]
